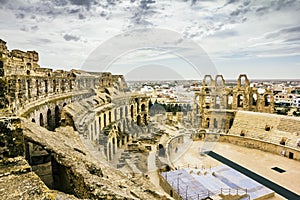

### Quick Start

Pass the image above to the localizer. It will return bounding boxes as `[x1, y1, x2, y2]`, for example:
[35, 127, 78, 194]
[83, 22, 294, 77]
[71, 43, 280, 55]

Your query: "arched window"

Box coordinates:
[264, 94, 271, 106]
[141, 104, 146, 112]
[39, 113, 44, 127]
[252, 93, 257, 106]
[237, 94, 243, 107]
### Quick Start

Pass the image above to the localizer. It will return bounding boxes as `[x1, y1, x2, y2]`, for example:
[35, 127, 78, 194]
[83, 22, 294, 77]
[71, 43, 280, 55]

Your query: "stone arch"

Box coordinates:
[39, 113, 44, 127]
[55, 106, 60, 128]
[203, 75, 213, 86]
[109, 111, 112, 123]
[252, 93, 258, 106]
[47, 109, 53, 130]
[108, 142, 112, 161]
[44, 80, 48, 94]
[104, 113, 107, 127]
[206, 118, 210, 128]
[36, 79, 39, 96]
[130, 105, 134, 118]
[112, 137, 116, 154]
[69, 80, 73, 91]
[31, 118, 36, 123]
[229, 118, 234, 129]
[141, 104, 146, 112]
[237, 74, 249, 87]
[215, 95, 221, 109]
[264, 94, 271, 106]
[137, 115, 141, 126]
[120, 107, 123, 119]
[61, 79, 65, 92]
[237, 94, 243, 107]
[215, 75, 224, 87]
[27, 79, 31, 98]
[53, 80, 56, 93]
[125, 106, 128, 117]
[227, 93, 233, 108]
[213, 118, 218, 128]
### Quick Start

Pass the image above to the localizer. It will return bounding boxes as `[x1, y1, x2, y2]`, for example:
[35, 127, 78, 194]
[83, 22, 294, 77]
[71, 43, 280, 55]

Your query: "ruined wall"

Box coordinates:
[228, 111, 300, 149]
[219, 134, 300, 161]
[195, 74, 274, 132]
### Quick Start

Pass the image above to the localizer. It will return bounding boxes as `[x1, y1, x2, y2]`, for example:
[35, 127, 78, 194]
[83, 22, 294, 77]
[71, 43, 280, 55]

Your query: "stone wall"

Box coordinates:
[219, 134, 300, 161]
[195, 74, 274, 132]
[229, 111, 300, 149]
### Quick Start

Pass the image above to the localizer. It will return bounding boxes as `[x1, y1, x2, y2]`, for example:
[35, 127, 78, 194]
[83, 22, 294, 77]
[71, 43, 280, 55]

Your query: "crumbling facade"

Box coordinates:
[194, 74, 274, 131]
[0, 39, 160, 199]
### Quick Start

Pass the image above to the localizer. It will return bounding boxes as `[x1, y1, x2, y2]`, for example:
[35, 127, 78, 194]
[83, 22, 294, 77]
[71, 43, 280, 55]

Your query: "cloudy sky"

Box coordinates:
[1, 0, 300, 80]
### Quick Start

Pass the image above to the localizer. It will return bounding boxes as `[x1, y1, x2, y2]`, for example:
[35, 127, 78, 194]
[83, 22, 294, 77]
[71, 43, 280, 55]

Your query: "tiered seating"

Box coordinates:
[229, 111, 300, 148]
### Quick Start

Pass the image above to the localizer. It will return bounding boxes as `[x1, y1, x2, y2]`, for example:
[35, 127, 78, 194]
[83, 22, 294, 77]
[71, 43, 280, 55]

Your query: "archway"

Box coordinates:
[252, 93, 258, 106]
[125, 106, 128, 118]
[137, 115, 141, 126]
[214, 118, 218, 128]
[109, 111, 112, 123]
[108, 142, 112, 161]
[47, 109, 53, 131]
[31, 118, 36, 123]
[141, 104, 146, 112]
[53, 80, 56, 93]
[112, 138, 116, 154]
[264, 94, 271, 106]
[237, 94, 243, 107]
[39, 113, 44, 127]
[55, 106, 60, 128]
[227, 93, 233, 109]
[130, 105, 134, 118]
[104, 113, 106, 127]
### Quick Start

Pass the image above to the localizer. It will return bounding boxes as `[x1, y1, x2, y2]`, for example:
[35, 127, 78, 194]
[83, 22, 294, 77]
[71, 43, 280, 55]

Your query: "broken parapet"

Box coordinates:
[0, 116, 169, 199]
[0, 117, 24, 159]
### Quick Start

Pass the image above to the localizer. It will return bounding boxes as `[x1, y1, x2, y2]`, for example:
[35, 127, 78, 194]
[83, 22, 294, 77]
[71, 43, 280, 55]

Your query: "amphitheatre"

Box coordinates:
[0, 38, 300, 200]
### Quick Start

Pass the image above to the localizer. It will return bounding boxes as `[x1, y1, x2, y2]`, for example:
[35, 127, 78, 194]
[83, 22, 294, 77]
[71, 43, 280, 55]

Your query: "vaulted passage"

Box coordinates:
[39, 113, 44, 127]
[54, 106, 60, 129]
[47, 109, 53, 131]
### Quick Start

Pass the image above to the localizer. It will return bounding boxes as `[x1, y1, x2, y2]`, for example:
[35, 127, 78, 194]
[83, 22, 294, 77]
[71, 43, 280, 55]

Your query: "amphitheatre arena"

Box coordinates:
[0, 39, 300, 200]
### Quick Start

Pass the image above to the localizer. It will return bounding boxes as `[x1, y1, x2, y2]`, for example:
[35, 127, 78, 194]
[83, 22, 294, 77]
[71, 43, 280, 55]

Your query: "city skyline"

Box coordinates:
[1, 0, 300, 80]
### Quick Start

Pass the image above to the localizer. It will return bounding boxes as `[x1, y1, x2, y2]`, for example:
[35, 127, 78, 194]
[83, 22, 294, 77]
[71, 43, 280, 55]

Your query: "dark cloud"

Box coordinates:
[63, 34, 81, 42]
[281, 26, 300, 33]
[285, 37, 300, 42]
[78, 13, 86, 19]
[256, 6, 268, 13]
[15, 13, 25, 19]
[31, 25, 39, 31]
[0, 0, 8, 5]
[69, 8, 80, 14]
[265, 26, 300, 39]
